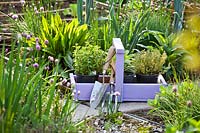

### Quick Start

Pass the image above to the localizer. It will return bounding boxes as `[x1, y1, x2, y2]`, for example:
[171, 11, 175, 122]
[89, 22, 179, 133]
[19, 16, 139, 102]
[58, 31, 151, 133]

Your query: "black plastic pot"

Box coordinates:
[136, 74, 158, 83]
[76, 74, 98, 83]
[124, 73, 137, 83]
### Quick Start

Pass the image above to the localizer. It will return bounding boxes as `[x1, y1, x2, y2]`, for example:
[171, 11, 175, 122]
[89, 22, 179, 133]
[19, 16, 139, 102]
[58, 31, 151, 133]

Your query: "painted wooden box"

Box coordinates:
[70, 38, 167, 102]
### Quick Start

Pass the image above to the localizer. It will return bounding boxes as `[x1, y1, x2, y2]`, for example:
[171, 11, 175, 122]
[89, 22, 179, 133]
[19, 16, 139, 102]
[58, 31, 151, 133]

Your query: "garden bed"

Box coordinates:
[1, 0, 200, 132]
[129, 109, 164, 126]
[0, 0, 76, 46]
[81, 110, 165, 132]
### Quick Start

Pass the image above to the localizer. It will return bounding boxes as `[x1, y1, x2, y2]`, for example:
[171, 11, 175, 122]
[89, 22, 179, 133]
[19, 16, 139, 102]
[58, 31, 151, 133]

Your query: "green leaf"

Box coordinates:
[69, 4, 77, 17]
[77, 0, 83, 24]
[42, 16, 49, 34]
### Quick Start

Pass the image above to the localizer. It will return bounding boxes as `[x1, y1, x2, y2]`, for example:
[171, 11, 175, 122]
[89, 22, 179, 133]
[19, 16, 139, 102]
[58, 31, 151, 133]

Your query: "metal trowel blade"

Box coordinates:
[90, 81, 108, 109]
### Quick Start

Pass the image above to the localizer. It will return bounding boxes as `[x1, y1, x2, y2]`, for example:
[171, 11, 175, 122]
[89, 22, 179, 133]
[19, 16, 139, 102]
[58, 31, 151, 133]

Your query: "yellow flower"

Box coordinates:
[177, 15, 200, 70]
[177, 31, 199, 50]
[187, 15, 200, 31]
[185, 50, 200, 70]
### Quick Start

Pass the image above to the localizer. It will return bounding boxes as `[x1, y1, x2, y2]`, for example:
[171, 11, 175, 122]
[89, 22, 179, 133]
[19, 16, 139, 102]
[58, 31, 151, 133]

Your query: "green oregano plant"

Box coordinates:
[73, 44, 106, 75]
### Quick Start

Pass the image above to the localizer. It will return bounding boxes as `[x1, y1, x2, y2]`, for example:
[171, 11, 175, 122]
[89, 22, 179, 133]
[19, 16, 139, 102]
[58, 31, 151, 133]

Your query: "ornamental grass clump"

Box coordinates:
[132, 49, 167, 75]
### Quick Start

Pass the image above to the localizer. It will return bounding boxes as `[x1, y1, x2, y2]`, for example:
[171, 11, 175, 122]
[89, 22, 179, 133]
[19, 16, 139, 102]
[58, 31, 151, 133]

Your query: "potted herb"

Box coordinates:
[73, 44, 106, 83]
[132, 49, 167, 83]
[124, 51, 137, 83]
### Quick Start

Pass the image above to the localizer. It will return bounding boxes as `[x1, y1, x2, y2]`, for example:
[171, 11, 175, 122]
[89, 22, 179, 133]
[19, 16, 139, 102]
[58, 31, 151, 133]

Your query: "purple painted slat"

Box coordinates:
[123, 84, 160, 101]
[115, 53, 124, 101]
[113, 38, 125, 102]
[70, 73, 93, 100]
[75, 83, 94, 101]
[69, 73, 76, 84]
[113, 38, 125, 54]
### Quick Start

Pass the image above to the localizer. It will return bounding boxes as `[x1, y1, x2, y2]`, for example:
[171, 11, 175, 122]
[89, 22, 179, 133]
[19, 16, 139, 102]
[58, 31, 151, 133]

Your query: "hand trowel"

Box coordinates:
[90, 45, 116, 109]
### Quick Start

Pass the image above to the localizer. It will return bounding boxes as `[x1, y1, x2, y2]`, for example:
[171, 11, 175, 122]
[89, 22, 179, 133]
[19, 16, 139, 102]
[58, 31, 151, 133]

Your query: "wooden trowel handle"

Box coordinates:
[103, 45, 115, 74]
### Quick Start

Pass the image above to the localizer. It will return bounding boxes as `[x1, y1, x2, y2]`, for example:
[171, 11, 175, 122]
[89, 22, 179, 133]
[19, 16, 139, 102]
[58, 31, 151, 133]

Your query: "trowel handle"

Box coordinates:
[109, 60, 115, 83]
[103, 45, 116, 74]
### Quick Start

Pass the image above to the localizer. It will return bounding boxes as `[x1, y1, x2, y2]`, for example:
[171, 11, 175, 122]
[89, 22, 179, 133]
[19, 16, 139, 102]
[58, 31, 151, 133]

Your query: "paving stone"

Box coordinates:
[73, 103, 99, 122]
[73, 102, 151, 121]
[118, 102, 151, 113]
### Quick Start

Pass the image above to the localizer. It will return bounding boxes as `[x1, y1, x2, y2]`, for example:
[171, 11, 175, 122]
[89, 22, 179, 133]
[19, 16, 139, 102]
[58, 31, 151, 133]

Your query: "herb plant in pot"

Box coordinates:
[73, 44, 106, 83]
[132, 49, 167, 83]
[124, 51, 137, 83]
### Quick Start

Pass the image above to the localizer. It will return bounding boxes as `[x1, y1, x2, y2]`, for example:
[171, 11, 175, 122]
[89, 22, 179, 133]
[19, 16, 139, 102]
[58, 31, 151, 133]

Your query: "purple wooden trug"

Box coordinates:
[70, 38, 165, 102]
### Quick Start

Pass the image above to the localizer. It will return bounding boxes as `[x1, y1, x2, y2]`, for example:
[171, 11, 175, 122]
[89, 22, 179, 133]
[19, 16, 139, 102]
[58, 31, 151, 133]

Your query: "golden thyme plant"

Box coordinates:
[132, 49, 167, 75]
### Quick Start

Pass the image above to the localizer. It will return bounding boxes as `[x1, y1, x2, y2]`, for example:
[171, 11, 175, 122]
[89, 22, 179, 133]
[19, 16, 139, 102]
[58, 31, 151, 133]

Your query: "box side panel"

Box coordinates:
[123, 84, 160, 101]
[75, 83, 94, 101]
